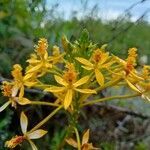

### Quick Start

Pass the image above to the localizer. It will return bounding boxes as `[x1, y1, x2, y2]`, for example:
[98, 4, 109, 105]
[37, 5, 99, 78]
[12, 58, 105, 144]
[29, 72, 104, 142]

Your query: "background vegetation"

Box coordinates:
[0, 0, 150, 149]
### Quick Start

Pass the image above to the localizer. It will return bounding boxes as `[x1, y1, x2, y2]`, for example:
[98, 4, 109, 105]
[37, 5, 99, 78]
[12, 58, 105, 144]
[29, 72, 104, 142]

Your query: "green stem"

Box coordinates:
[81, 93, 141, 107]
[28, 105, 63, 133]
[30, 101, 59, 107]
[74, 127, 81, 150]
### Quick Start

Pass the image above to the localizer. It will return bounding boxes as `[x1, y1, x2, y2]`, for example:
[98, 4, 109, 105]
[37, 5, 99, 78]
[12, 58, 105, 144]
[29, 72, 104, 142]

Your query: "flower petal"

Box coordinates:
[24, 73, 33, 81]
[82, 129, 89, 145]
[44, 86, 65, 93]
[28, 139, 38, 150]
[27, 129, 47, 139]
[27, 59, 40, 64]
[24, 81, 37, 87]
[19, 86, 24, 99]
[64, 89, 73, 110]
[18, 98, 31, 105]
[12, 86, 19, 97]
[54, 75, 68, 86]
[0, 101, 11, 112]
[20, 111, 28, 134]
[75, 88, 96, 94]
[82, 66, 93, 70]
[27, 63, 42, 73]
[95, 69, 104, 86]
[73, 76, 89, 87]
[66, 138, 78, 148]
[76, 57, 93, 68]
[126, 79, 141, 93]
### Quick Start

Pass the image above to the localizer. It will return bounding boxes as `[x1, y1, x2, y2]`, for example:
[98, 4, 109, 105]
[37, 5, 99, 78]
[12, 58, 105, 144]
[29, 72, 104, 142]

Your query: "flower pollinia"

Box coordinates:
[44, 63, 96, 109]
[66, 129, 99, 150]
[76, 48, 112, 86]
[5, 112, 47, 150]
[26, 38, 64, 77]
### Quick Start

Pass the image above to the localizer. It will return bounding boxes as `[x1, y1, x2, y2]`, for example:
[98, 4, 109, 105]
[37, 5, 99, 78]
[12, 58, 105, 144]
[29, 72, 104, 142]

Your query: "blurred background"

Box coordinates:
[0, 0, 150, 149]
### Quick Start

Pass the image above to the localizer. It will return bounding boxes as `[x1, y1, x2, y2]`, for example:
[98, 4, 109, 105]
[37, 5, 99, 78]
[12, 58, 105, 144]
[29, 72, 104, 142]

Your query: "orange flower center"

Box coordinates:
[35, 38, 48, 56]
[5, 135, 25, 148]
[2, 83, 12, 97]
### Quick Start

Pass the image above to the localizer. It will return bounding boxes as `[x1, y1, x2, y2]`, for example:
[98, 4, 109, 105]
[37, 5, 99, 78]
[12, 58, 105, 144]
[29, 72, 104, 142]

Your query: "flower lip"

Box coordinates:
[5, 135, 25, 148]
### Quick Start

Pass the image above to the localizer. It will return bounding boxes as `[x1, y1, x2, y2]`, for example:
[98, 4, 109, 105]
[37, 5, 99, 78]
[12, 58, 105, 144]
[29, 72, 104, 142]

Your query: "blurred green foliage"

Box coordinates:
[0, 0, 150, 149]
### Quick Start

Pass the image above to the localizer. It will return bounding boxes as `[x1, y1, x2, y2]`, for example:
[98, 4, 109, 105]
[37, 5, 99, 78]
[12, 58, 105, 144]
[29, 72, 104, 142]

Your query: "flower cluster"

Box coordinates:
[0, 31, 149, 149]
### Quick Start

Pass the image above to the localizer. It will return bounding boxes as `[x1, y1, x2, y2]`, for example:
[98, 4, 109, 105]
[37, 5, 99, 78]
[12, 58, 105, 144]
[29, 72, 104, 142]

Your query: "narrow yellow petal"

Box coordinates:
[28, 139, 38, 150]
[82, 66, 93, 70]
[82, 129, 89, 145]
[95, 69, 104, 86]
[24, 81, 37, 87]
[64, 89, 73, 109]
[24, 73, 33, 81]
[54, 75, 68, 86]
[0, 101, 11, 112]
[99, 53, 109, 65]
[130, 72, 144, 81]
[44, 86, 65, 93]
[27, 63, 42, 73]
[20, 111, 28, 134]
[76, 57, 93, 68]
[27, 129, 47, 139]
[27, 59, 40, 64]
[126, 79, 141, 93]
[73, 76, 89, 87]
[66, 138, 78, 148]
[75, 88, 96, 94]
[19, 86, 24, 99]
[18, 98, 31, 105]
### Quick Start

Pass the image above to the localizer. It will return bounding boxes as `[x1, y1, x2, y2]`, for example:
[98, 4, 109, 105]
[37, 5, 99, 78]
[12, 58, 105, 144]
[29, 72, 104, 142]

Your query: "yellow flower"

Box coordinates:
[141, 65, 150, 80]
[5, 112, 47, 150]
[44, 63, 96, 109]
[76, 48, 112, 86]
[11, 64, 36, 98]
[136, 82, 150, 101]
[112, 48, 143, 93]
[26, 38, 64, 77]
[66, 129, 99, 150]
[0, 81, 31, 112]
